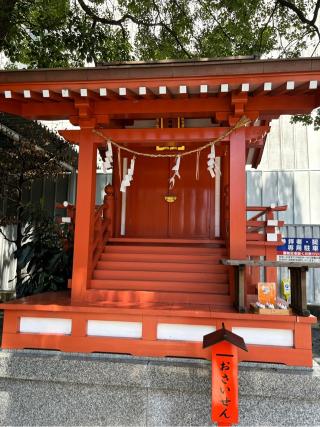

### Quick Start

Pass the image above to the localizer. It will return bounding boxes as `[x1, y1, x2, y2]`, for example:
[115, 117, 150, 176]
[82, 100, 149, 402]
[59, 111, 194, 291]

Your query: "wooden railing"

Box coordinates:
[55, 184, 115, 281]
[245, 205, 288, 296]
[246, 205, 287, 244]
[91, 185, 115, 272]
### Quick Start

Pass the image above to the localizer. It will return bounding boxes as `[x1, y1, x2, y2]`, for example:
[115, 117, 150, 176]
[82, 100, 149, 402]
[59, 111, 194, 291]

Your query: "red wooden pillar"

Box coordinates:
[221, 151, 230, 242]
[229, 128, 246, 259]
[229, 129, 247, 305]
[71, 129, 98, 303]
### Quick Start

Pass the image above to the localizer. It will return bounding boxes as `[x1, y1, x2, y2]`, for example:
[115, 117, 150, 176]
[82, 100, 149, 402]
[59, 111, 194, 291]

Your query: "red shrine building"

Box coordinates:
[0, 57, 319, 366]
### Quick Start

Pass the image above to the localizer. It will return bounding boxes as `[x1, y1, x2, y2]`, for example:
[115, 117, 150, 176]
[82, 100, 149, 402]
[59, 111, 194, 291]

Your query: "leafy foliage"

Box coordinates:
[0, 113, 77, 297]
[14, 209, 73, 298]
[1, 0, 319, 68]
[1, 1, 319, 127]
[0, 113, 77, 224]
[290, 109, 320, 130]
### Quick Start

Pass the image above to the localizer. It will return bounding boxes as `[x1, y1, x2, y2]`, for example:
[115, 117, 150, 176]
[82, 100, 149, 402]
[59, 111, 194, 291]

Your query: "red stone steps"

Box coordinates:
[104, 245, 226, 255]
[95, 260, 227, 274]
[90, 279, 229, 294]
[85, 289, 232, 305]
[91, 242, 229, 305]
[92, 269, 228, 283]
[109, 237, 225, 246]
[99, 252, 223, 264]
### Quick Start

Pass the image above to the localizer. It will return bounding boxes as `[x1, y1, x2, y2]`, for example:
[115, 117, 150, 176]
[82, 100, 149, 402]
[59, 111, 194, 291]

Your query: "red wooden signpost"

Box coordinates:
[203, 323, 248, 426]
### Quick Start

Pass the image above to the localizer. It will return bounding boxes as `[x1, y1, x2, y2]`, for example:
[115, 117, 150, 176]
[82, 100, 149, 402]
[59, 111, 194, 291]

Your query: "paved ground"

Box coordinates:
[312, 321, 320, 365]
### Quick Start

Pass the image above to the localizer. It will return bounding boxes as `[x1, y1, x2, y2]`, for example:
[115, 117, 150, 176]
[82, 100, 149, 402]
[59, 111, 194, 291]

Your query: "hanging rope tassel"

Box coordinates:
[207, 144, 221, 178]
[102, 140, 113, 174]
[169, 156, 181, 189]
[127, 156, 136, 182]
[120, 156, 136, 193]
[207, 144, 216, 178]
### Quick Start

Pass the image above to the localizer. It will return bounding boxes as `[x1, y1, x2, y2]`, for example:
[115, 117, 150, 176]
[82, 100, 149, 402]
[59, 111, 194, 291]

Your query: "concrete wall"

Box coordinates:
[247, 116, 320, 224]
[247, 115, 320, 304]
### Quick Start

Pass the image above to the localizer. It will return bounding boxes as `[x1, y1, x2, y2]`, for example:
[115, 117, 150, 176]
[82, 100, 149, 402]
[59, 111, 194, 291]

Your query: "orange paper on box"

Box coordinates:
[257, 282, 276, 305]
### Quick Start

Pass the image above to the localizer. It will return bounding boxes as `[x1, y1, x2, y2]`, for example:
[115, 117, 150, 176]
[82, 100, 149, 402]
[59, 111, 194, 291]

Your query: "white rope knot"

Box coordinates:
[169, 156, 181, 189]
[207, 144, 221, 178]
[102, 140, 113, 174]
[207, 144, 215, 178]
[120, 156, 136, 193]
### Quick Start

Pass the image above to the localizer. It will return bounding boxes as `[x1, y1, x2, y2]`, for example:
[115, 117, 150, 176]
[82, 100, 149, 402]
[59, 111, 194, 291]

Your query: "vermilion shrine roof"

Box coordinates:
[0, 56, 319, 167]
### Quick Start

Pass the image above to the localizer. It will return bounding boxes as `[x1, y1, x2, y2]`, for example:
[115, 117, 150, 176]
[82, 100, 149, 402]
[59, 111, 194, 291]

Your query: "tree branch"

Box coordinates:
[278, 0, 320, 40]
[0, 227, 17, 244]
[198, 0, 235, 46]
[257, 0, 279, 54]
[278, 28, 313, 58]
[76, 0, 191, 57]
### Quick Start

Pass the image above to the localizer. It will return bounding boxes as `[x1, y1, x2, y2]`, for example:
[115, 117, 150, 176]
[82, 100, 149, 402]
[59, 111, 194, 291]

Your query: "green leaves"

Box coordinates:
[1, 0, 320, 68]
[290, 108, 320, 131]
[13, 210, 73, 298]
[15, 242, 35, 269]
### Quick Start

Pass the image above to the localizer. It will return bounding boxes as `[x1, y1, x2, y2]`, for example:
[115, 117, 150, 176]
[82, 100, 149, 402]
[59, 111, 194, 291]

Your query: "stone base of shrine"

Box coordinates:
[0, 349, 319, 426]
[0, 291, 316, 367]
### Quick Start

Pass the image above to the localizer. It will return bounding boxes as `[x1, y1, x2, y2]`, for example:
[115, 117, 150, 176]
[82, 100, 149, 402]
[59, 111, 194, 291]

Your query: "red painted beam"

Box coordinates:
[59, 126, 270, 145]
[0, 92, 315, 121]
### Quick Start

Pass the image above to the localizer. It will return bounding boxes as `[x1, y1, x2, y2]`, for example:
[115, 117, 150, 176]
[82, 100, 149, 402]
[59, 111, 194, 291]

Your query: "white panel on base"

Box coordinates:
[87, 320, 142, 338]
[232, 327, 293, 347]
[157, 323, 216, 342]
[20, 317, 72, 335]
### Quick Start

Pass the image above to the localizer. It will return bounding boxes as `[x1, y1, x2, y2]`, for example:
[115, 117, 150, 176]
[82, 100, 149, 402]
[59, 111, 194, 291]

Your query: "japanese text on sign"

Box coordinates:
[212, 351, 238, 425]
[277, 238, 320, 262]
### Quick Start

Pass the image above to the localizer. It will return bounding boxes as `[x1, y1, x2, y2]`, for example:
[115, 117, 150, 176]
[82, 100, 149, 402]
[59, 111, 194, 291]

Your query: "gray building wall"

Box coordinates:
[247, 115, 320, 303]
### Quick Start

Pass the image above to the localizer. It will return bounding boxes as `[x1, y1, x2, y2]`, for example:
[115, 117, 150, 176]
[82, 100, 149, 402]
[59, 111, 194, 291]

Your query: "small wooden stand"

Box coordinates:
[250, 303, 292, 315]
[221, 259, 320, 316]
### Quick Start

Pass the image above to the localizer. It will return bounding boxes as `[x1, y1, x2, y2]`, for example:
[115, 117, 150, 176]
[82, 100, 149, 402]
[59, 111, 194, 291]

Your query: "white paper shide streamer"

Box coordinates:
[169, 156, 181, 189]
[120, 156, 136, 192]
[102, 140, 113, 174]
[207, 144, 220, 178]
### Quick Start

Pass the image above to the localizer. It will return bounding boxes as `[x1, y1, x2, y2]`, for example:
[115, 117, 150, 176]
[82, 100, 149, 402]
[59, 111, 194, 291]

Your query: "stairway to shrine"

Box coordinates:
[89, 240, 231, 306]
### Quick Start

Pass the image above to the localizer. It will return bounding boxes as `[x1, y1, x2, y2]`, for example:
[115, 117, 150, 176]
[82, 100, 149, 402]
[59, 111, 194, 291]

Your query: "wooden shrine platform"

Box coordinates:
[0, 291, 316, 367]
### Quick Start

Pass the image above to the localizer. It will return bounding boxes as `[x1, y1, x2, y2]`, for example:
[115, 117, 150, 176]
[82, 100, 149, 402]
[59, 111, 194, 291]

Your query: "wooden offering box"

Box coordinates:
[250, 303, 292, 315]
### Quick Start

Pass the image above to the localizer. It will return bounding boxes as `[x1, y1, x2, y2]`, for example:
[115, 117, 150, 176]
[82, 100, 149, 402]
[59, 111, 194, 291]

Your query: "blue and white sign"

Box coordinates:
[277, 238, 320, 262]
